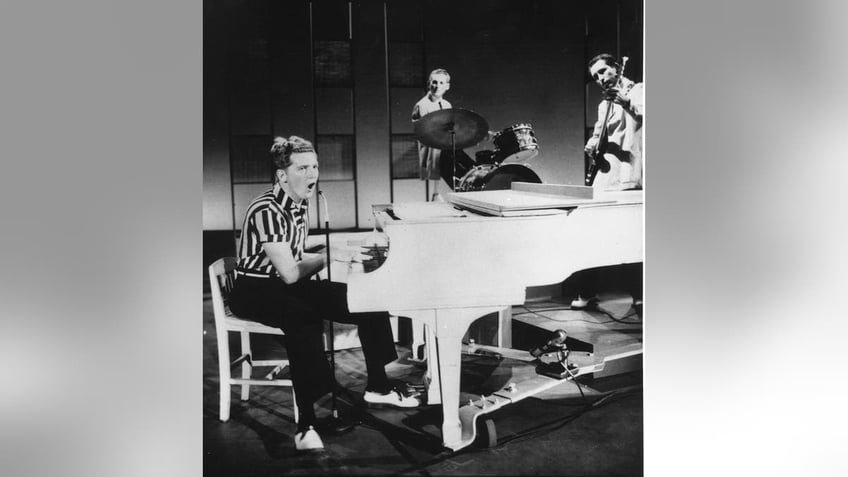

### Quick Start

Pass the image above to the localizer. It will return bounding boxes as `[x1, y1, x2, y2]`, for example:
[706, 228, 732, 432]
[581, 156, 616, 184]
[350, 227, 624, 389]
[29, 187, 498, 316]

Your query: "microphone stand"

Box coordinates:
[532, 330, 577, 380]
[317, 190, 357, 435]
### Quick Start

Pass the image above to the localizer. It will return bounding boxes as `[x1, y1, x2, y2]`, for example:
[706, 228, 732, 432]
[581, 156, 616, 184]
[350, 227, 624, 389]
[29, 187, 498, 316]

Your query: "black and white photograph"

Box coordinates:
[5, 1, 848, 476]
[203, 0, 644, 474]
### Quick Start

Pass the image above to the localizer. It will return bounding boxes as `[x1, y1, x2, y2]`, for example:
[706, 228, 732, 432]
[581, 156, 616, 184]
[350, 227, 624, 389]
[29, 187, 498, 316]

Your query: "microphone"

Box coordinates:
[529, 329, 568, 358]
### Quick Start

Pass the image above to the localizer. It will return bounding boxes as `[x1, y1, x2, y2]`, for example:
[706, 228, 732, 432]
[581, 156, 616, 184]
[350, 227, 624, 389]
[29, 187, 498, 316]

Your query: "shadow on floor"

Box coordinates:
[203, 298, 643, 476]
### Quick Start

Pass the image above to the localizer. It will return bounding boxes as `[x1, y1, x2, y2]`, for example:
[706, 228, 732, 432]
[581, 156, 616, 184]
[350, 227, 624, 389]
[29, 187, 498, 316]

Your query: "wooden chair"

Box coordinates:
[208, 257, 298, 422]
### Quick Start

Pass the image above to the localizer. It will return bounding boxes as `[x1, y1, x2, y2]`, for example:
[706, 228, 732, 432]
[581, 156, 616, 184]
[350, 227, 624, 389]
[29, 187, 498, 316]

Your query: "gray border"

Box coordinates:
[2, 0, 847, 475]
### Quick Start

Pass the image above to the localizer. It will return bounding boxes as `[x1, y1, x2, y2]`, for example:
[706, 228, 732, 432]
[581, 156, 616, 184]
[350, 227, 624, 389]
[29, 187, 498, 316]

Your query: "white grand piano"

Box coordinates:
[345, 183, 643, 451]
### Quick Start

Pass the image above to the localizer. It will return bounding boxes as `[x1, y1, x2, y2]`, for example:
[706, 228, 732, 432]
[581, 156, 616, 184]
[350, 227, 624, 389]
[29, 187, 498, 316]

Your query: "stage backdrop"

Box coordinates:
[203, 0, 642, 244]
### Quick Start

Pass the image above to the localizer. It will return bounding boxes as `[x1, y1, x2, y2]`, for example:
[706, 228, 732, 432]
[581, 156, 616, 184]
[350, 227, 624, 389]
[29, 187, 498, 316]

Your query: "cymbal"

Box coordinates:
[414, 108, 489, 149]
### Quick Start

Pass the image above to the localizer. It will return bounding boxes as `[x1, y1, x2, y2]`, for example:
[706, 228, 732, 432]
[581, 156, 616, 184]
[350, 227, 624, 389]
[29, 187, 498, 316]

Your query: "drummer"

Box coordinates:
[412, 68, 452, 200]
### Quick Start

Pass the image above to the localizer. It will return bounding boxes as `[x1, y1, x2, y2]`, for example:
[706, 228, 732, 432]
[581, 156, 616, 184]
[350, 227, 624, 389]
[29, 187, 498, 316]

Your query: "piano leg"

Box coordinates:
[433, 321, 464, 448]
[409, 306, 512, 406]
[425, 323, 440, 404]
[398, 306, 510, 451]
[497, 306, 512, 348]
[407, 307, 512, 404]
[403, 310, 441, 404]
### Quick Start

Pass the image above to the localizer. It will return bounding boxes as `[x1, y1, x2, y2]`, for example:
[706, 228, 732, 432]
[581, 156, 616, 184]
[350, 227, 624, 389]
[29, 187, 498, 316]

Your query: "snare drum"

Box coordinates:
[456, 163, 542, 192]
[493, 123, 539, 164]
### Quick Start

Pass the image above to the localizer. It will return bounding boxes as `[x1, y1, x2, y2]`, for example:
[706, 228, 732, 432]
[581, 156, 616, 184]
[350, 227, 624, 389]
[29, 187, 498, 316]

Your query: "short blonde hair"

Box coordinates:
[428, 68, 451, 85]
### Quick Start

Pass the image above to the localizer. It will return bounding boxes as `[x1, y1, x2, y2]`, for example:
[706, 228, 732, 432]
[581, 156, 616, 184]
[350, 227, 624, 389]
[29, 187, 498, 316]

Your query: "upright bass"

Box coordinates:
[585, 56, 629, 186]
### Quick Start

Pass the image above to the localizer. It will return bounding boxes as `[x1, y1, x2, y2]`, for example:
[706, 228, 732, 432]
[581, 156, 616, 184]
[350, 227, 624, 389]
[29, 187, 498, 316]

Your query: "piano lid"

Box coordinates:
[445, 182, 642, 217]
[391, 201, 469, 220]
[446, 192, 605, 217]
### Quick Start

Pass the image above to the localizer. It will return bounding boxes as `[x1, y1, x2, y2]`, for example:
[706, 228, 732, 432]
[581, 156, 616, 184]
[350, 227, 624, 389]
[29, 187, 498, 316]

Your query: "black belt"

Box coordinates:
[235, 269, 276, 279]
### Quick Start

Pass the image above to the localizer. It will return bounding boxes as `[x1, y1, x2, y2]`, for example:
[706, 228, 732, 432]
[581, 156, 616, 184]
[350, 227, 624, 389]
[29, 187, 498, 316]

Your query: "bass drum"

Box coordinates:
[456, 163, 542, 192]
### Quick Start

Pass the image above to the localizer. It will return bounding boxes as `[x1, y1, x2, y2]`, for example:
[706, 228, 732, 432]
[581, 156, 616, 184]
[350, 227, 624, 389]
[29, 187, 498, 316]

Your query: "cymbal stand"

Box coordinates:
[451, 126, 457, 191]
[429, 165, 438, 202]
[450, 123, 456, 192]
[429, 126, 456, 201]
[428, 148, 437, 202]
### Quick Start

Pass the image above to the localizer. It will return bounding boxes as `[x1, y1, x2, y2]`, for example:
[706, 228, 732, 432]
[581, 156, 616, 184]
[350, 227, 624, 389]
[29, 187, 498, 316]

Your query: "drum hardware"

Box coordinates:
[443, 121, 542, 192]
[456, 163, 542, 193]
[414, 108, 489, 192]
[439, 149, 475, 190]
[413, 108, 489, 150]
[493, 123, 539, 164]
[475, 149, 499, 165]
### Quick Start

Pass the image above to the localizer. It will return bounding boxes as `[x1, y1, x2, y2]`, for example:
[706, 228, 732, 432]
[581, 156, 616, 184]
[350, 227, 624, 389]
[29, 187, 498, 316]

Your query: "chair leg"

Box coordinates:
[240, 331, 251, 401]
[217, 329, 232, 422]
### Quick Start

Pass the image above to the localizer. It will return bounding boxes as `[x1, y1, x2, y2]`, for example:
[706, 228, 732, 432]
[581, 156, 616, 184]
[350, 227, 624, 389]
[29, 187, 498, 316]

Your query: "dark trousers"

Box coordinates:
[228, 276, 397, 420]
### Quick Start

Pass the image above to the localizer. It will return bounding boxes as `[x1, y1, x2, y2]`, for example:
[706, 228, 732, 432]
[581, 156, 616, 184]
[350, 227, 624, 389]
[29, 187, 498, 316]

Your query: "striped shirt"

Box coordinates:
[236, 182, 310, 279]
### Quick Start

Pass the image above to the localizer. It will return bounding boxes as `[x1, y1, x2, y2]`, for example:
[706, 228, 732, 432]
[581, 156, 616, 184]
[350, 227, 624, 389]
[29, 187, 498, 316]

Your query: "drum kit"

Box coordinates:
[413, 108, 542, 193]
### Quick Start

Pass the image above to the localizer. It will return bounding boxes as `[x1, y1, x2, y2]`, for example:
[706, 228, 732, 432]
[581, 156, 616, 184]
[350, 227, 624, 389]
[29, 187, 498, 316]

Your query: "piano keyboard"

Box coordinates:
[361, 245, 389, 273]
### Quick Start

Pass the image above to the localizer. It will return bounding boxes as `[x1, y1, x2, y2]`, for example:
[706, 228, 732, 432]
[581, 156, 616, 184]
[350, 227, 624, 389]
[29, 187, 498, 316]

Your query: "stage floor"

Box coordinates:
[202, 295, 643, 476]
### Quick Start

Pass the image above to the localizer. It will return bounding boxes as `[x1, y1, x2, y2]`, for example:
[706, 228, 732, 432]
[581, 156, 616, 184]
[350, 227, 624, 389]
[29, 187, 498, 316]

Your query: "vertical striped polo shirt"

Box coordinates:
[235, 182, 310, 279]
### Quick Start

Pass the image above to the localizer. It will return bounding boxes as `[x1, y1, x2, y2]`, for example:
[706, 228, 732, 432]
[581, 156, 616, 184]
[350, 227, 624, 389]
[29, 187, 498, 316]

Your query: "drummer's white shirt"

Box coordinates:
[412, 95, 453, 181]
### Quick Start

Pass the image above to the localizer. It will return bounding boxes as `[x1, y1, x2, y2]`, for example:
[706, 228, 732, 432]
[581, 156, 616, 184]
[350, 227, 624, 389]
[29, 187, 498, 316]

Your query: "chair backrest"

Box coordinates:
[208, 257, 238, 323]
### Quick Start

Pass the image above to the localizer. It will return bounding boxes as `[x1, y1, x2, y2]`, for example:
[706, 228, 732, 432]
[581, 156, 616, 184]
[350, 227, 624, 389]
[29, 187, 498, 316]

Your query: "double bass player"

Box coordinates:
[584, 54, 643, 191]
[571, 53, 643, 310]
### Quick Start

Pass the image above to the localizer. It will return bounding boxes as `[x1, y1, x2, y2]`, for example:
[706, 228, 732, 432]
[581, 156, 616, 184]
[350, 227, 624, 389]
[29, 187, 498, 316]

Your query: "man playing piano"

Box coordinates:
[572, 53, 643, 310]
[228, 136, 420, 452]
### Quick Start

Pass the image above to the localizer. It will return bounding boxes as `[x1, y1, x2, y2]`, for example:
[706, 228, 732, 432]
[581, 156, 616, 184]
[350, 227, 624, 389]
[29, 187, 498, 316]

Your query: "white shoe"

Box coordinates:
[364, 387, 420, 408]
[570, 296, 592, 309]
[294, 426, 324, 451]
